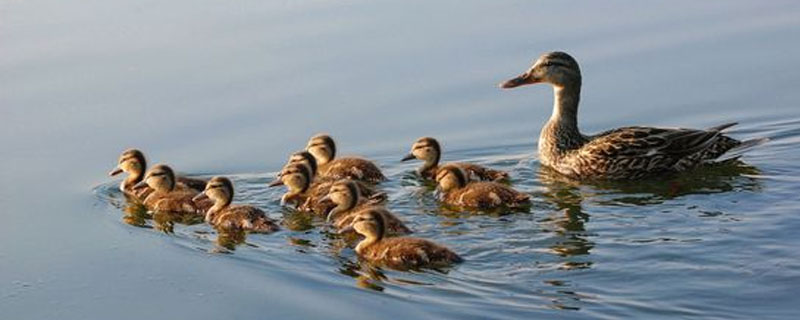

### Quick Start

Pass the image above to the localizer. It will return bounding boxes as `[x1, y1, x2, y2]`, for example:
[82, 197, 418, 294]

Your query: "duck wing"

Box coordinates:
[585, 126, 726, 159]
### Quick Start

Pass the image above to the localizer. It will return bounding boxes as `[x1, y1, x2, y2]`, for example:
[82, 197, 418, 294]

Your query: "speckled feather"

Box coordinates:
[440, 181, 530, 209]
[208, 205, 279, 233]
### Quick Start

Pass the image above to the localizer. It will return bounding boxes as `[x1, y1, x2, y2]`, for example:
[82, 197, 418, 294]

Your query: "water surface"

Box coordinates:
[2, 1, 800, 319]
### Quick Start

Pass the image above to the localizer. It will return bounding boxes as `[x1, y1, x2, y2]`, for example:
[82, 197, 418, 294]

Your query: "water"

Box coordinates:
[2, 1, 800, 319]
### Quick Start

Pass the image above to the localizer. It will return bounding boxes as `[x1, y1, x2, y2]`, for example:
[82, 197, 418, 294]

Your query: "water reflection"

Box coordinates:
[538, 160, 762, 206]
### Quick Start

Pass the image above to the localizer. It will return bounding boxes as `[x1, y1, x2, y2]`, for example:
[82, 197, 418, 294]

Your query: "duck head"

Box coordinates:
[109, 149, 146, 180]
[269, 163, 311, 205]
[286, 151, 318, 178]
[341, 208, 388, 250]
[135, 164, 176, 192]
[401, 137, 441, 168]
[194, 176, 234, 223]
[305, 134, 336, 165]
[500, 51, 581, 89]
[322, 180, 360, 223]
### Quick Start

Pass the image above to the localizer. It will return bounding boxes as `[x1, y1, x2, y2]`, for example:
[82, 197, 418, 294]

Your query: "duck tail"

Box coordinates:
[716, 137, 769, 162]
[707, 122, 738, 132]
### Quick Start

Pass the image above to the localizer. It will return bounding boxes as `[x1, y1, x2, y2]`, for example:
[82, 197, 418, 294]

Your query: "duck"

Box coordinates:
[269, 162, 385, 215]
[401, 136, 509, 181]
[305, 134, 386, 183]
[340, 208, 462, 270]
[435, 165, 530, 210]
[500, 51, 765, 180]
[108, 148, 207, 199]
[133, 164, 212, 215]
[323, 180, 411, 235]
[193, 176, 279, 233]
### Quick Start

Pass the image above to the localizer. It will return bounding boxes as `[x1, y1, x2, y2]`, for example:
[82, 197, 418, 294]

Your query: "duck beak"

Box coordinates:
[268, 179, 284, 187]
[499, 72, 537, 89]
[108, 167, 123, 176]
[133, 180, 148, 190]
[192, 192, 208, 202]
[319, 194, 331, 203]
[401, 153, 415, 162]
[337, 225, 355, 235]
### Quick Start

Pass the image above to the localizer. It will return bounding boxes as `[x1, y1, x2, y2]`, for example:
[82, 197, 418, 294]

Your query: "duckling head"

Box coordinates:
[109, 148, 146, 179]
[500, 51, 581, 89]
[287, 151, 318, 178]
[401, 137, 441, 167]
[194, 176, 234, 222]
[435, 165, 468, 192]
[306, 134, 336, 165]
[270, 163, 311, 205]
[348, 208, 387, 245]
[136, 164, 176, 192]
[199, 176, 233, 206]
[323, 180, 360, 222]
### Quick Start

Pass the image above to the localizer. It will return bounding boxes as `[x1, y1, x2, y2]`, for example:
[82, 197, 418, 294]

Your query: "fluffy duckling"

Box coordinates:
[305, 134, 386, 183]
[134, 164, 211, 215]
[108, 148, 207, 199]
[193, 177, 279, 233]
[500, 51, 764, 180]
[270, 163, 384, 215]
[341, 208, 462, 270]
[323, 180, 410, 234]
[435, 166, 530, 210]
[402, 137, 509, 181]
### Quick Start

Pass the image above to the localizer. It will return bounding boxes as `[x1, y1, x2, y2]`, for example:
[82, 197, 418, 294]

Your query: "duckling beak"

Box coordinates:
[319, 194, 331, 203]
[192, 192, 208, 202]
[401, 154, 415, 162]
[268, 179, 284, 187]
[133, 180, 148, 190]
[499, 72, 537, 89]
[337, 225, 355, 235]
[108, 167, 123, 176]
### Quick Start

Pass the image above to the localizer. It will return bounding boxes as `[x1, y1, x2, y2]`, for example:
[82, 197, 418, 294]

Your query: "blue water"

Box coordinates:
[2, 1, 800, 319]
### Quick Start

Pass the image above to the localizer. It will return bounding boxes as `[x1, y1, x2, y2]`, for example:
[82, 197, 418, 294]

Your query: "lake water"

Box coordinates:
[2, 1, 800, 319]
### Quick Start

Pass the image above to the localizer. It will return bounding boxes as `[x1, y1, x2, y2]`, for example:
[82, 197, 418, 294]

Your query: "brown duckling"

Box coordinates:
[108, 148, 207, 200]
[193, 176, 279, 233]
[341, 208, 462, 270]
[305, 134, 386, 183]
[401, 137, 509, 181]
[435, 165, 530, 210]
[134, 164, 212, 215]
[323, 180, 410, 234]
[269, 162, 385, 215]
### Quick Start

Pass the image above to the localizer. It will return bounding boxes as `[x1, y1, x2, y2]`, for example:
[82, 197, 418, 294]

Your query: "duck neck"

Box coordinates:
[420, 154, 440, 174]
[123, 170, 143, 190]
[540, 83, 585, 158]
[355, 233, 379, 254]
[210, 197, 230, 213]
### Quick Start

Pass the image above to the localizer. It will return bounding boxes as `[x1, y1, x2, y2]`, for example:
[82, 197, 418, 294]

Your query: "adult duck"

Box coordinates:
[500, 51, 764, 180]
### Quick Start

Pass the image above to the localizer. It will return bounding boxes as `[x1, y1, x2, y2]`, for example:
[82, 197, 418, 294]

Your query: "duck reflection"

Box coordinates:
[538, 160, 762, 206]
[214, 228, 247, 251]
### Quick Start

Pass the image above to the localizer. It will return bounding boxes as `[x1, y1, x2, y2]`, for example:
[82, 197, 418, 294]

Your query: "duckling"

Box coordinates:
[323, 180, 410, 235]
[341, 208, 461, 270]
[269, 162, 385, 215]
[401, 137, 509, 181]
[435, 165, 530, 210]
[108, 148, 207, 199]
[500, 51, 765, 180]
[305, 134, 386, 183]
[193, 176, 279, 233]
[134, 164, 211, 215]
